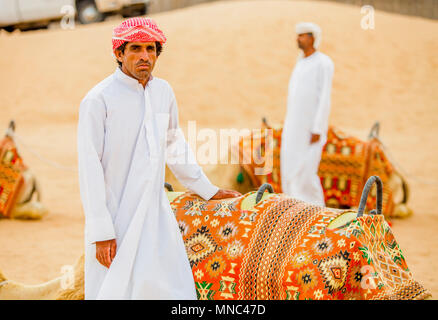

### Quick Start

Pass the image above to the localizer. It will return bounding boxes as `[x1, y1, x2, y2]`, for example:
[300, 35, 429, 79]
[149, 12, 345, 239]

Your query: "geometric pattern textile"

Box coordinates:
[0, 135, 26, 218]
[170, 191, 430, 300]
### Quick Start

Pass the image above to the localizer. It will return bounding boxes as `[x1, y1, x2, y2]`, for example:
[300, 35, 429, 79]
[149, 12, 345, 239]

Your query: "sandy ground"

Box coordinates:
[0, 0, 437, 298]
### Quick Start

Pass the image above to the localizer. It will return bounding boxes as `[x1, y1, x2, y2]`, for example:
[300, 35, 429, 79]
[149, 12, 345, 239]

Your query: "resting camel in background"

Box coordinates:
[167, 120, 412, 220]
[0, 121, 48, 220]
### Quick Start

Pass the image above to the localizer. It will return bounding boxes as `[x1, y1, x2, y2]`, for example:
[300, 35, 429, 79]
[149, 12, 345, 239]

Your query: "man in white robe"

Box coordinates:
[280, 22, 334, 206]
[77, 17, 240, 300]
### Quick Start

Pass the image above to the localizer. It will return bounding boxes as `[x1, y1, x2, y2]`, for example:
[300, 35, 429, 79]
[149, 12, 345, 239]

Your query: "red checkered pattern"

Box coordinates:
[112, 17, 167, 51]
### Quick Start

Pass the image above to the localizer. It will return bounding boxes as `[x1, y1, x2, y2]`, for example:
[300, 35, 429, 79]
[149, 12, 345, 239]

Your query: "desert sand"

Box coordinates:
[0, 0, 437, 298]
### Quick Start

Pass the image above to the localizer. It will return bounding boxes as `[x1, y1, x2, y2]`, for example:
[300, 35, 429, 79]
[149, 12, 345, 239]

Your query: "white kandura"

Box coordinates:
[280, 51, 334, 206]
[77, 67, 219, 299]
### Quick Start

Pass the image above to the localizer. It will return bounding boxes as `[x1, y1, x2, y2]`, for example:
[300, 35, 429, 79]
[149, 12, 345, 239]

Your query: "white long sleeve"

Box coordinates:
[77, 97, 116, 244]
[311, 58, 334, 135]
[165, 88, 219, 200]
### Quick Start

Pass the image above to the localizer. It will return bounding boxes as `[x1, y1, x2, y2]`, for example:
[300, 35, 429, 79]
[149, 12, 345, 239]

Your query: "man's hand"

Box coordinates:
[95, 239, 117, 268]
[211, 189, 242, 200]
[310, 133, 320, 144]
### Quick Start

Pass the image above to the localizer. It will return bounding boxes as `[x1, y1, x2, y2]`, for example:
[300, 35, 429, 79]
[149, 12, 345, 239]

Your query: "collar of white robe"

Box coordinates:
[114, 67, 154, 90]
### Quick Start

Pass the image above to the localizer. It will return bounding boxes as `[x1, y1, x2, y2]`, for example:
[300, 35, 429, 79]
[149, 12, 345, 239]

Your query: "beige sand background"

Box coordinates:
[0, 0, 437, 298]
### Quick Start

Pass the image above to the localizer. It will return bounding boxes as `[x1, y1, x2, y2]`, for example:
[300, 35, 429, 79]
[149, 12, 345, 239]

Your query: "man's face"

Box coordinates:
[297, 33, 314, 50]
[115, 41, 158, 81]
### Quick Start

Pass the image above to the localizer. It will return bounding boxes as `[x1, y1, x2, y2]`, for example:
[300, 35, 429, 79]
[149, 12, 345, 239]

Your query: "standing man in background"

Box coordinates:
[280, 22, 334, 206]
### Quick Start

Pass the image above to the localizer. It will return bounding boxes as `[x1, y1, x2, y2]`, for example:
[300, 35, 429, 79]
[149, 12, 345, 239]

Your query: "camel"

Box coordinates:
[165, 121, 412, 219]
[0, 121, 48, 220]
[0, 178, 431, 300]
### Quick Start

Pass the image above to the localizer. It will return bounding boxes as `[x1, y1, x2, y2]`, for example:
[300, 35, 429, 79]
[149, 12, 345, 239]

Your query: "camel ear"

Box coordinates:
[0, 269, 7, 282]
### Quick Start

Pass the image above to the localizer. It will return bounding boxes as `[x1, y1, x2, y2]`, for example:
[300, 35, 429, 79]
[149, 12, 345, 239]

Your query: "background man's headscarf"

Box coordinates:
[296, 22, 321, 49]
[112, 17, 167, 52]
[295, 22, 321, 60]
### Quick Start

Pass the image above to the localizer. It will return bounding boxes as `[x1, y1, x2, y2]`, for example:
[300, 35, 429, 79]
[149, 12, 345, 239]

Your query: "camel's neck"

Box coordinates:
[0, 277, 62, 300]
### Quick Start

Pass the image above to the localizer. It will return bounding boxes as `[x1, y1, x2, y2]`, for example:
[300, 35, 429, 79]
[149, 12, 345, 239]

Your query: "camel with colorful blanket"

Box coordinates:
[166, 119, 412, 220]
[0, 177, 431, 300]
[0, 121, 47, 220]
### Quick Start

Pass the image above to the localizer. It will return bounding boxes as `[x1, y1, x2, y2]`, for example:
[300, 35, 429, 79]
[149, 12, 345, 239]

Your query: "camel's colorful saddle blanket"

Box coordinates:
[237, 124, 400, 218]
[0, 136, 26, 218]
[169, 191, 430, 300]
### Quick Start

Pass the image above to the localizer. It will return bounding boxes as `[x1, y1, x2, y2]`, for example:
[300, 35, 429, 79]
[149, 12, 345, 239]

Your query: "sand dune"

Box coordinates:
[0, 0, 437, 297]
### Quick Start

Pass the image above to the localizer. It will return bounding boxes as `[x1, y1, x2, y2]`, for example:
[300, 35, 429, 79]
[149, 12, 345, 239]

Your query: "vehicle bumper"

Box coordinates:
[96, 0, 149, 13]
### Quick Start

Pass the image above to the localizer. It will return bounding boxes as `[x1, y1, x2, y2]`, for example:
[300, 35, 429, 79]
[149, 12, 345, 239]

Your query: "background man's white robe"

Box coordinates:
[77, 68, 219, 299]
[280, 51, 334, 206]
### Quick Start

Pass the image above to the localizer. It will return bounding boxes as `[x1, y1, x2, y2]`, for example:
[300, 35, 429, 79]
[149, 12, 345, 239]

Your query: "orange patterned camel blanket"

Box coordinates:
[236, 121, 409, 219]
[0, 122, 27, 218]
[168, 186, 429, 300]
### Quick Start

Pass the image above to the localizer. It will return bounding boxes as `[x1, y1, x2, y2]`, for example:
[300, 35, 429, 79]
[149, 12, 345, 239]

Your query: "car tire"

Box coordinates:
[77, 0, 105, 24]
[2, 26, 15, 33]
[121, 4, 148, 18]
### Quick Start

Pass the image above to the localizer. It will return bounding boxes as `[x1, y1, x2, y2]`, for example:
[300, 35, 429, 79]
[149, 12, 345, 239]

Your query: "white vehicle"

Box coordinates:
[0, 0, 150, 31]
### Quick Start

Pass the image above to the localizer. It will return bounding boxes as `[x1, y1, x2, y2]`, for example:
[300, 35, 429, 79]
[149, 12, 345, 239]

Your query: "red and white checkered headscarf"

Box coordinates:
[112, 17, 167, 51]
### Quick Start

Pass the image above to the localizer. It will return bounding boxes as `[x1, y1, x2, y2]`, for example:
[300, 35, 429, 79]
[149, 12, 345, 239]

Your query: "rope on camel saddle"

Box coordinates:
[255, 183, 274, 204]
[357, 175, 383, 218]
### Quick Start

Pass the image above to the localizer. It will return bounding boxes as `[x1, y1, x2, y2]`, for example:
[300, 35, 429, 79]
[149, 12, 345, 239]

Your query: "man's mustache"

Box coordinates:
[136, 60, 151, 67]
